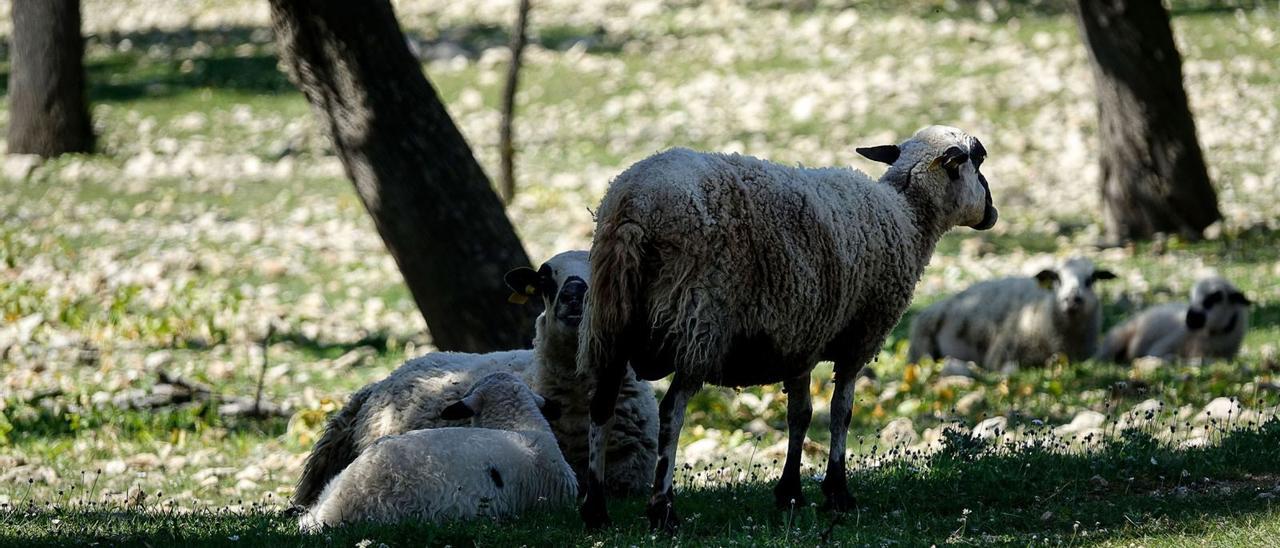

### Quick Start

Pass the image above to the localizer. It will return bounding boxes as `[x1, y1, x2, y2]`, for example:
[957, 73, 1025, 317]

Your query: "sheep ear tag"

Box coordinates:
[504, 266, 542, 305]
[1034, 270, 1059, 290]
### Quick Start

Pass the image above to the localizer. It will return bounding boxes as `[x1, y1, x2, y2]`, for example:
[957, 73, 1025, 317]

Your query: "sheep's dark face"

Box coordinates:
[1036, 258, 1115, 318]
[504, 250, 591, 334]
[858, 125, 997, 231]
[1186, 277, 1250, 332]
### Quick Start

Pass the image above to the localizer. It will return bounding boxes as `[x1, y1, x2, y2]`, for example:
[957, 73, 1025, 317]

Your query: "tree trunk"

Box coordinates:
[269, 0, 538, 352]
[1074, 0, 1221, 243]
[499, 0, 532, 203]
[7, 0, 94, 156]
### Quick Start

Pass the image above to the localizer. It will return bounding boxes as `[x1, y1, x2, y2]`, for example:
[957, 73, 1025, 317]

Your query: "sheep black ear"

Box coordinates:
[856, 144, 900, 165]
[1091, 270, 1117, 282]
[504, 266, 542, 305]
[440, 401, 476, 421]
[539, 398, 563, 421]
[1229, 292, 1251, 306]
[1034, 270, 1060, 290]
[1186, 309, 1207, 330]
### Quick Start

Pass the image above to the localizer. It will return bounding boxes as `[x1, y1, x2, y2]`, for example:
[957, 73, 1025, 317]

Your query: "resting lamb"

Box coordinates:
[298, 372, 576, 530]
[578, 125, 998, 530]
[1096, 275, 1250, 363]
[292, 251, 657, 509]
[907, 257, 1116, 369]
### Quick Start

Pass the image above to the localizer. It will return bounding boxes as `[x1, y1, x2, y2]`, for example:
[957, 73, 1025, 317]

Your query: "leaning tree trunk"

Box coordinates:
[1074, 0, 1221, 243]
[269, 0, 538, 352]
[7, 0, 94, 156]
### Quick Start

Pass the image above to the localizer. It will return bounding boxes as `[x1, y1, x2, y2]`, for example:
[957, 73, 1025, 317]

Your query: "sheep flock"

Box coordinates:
[294, 126, 1253, 532]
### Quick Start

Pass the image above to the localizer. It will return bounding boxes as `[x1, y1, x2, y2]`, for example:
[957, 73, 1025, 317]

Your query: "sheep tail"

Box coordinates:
[292, 388, 370, 508]
[579, 206, 646, 377]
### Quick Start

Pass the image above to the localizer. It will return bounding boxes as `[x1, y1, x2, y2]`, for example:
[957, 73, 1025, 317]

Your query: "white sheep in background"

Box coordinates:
[907, 257, 1117, 369]
[298, 372, 577, 531]
[1096, 275, 1251, 363]
[577, 125, 998, 530]
[292, 251, 658, 509]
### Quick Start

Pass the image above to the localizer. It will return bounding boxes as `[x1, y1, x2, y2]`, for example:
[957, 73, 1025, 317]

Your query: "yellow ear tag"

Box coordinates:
[508, 292, 529, 305]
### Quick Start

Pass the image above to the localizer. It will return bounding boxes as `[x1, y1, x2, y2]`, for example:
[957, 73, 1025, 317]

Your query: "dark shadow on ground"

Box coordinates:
[3, 399, 289, 443]
[7, 421, 1279, 546]
[0, 22, 627, 102]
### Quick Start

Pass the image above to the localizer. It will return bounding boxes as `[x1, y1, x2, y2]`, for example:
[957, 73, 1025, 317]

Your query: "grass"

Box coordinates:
[4, 419, 1279, 546]
[3, 0, 1280, 545]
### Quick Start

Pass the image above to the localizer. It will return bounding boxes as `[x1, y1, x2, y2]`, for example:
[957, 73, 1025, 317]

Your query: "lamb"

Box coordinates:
[907, 257, 1117, 369]
[298, 372, 577, 531]
[1096, 276, 1251, 363]
[577, 125, 999, 530]
[292, 251, 658, 509]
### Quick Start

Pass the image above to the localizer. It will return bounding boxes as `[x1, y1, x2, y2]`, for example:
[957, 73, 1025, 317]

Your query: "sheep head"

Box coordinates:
[1185, 276, 1250, 332]
[440, 371, 553, 425]
[858, 125, 998, 232]
[505, 250, 591, 338]
[1034, 257, 1116, 319]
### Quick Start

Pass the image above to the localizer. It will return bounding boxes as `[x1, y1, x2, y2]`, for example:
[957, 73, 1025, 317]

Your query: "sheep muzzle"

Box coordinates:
[969, 174, 998, 230]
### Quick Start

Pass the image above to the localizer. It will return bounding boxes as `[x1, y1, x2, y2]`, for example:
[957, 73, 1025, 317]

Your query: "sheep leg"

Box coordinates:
[580, 361, 626, 529]
[773, 373, 811, 509]
[646, 376, 698, 533]
[821, 362, 858, 511]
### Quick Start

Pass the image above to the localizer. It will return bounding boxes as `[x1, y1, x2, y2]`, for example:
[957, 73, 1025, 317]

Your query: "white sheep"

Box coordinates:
[298, 372, 577, 531]
[577, 125, 998, 530]
[292, 251, 657, 509]
[1096, 276, 1251, 363]
[907, 257, 1117, 369]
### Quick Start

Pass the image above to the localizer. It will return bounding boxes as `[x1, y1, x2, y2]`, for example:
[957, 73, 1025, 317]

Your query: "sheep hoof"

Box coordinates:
[580, 500, 611, 530]
[645, 494, 681, 533]
[772, 477, 807, 509]
[821, 481, 858, 512]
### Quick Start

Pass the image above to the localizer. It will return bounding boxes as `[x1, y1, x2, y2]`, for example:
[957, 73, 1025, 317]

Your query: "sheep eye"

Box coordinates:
[536, 264, 558, 294]
[971, 139, 987, 168]
[1202, 291, 1224, 309]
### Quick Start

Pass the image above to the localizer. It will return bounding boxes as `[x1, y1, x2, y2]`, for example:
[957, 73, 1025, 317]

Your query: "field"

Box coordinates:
[2, 0, 1279, 545]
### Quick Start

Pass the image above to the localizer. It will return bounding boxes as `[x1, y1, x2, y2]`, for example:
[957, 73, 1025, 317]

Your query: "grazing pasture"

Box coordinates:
[2, 0, 1278, 545]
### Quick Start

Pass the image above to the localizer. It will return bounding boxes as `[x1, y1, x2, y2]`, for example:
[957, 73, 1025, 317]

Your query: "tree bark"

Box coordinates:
[1074, 0, 1221, 243]
[7, 0, 94, 156]
[499, 0, 532, 203]
[268, 0, 538, 352]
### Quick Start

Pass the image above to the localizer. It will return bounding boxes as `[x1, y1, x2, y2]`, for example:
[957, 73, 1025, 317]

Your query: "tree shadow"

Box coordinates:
[4, 399, 289, 443]
[0, 21, 627, 103]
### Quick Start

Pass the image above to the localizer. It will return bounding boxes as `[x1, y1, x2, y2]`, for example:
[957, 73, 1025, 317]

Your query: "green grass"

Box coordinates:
[4, 420, 1279, 546]
[3, 1, 1280, 545]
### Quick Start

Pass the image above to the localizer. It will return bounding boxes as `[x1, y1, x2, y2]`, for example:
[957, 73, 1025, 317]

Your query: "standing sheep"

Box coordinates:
[298, 372, 577, 530]
[907, 257, 1116, 369]
[1096, 276, 1251, 363]
[578, 125, 998, 530]
[292, 251, 658, 509]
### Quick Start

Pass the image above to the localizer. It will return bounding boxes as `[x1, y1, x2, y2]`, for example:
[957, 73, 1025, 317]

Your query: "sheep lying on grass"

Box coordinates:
[578, 125, 998, 530]
[907, 257, 1116, 369]
[292, 251, 657, 509]
[1096, 276, 1251, 363]
[298, 372, 577, 531]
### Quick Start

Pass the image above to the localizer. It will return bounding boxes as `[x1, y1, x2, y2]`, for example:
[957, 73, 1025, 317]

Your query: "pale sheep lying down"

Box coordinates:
[298, 372, 577, 531]
[1096, 276, 1251, 363]
[907, 257, 1117, 369]
[292, 251, 658, 509]
[579, 125, 999, 530]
